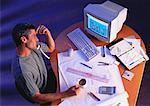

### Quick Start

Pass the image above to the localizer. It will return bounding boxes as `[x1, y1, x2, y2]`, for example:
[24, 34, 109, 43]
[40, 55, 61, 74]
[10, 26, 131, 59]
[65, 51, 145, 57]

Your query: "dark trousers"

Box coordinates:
[40, 69, 57, 106]
[42, 68, 57, 94]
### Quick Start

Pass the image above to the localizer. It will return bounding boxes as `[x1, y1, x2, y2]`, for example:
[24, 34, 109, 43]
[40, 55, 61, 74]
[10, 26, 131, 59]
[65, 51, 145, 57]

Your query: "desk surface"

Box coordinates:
[50, 22, 146, 106]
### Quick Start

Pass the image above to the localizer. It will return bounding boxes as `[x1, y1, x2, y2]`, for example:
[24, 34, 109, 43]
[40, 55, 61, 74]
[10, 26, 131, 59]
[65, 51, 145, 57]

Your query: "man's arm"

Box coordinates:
[32, 86, 80, 104]
[45, 30, 55, 52]
[37, 25, 55, 52]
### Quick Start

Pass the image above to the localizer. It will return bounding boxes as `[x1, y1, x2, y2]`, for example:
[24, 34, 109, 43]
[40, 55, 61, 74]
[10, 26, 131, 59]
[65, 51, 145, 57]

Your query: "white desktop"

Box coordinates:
[84, 1, 128, 42]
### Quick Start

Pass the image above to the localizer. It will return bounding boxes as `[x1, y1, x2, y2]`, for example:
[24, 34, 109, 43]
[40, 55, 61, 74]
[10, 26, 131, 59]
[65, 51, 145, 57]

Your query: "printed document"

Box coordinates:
[109, 39, 145, 70]
[58, 46, 129, 106]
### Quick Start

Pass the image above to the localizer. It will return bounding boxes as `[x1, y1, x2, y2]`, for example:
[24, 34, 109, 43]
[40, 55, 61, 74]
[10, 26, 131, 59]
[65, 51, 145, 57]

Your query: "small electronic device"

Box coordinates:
[122, 70, 134, 81]
[67, 28, 99, 61]
[84, 1, 128, 42]
[99, 86, 116, 95]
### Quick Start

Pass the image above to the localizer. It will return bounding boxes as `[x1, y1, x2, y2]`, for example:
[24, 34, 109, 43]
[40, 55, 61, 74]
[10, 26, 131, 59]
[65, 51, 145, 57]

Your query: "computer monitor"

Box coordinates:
[84, 1, 128, 43]
[86, 13, 109, 40]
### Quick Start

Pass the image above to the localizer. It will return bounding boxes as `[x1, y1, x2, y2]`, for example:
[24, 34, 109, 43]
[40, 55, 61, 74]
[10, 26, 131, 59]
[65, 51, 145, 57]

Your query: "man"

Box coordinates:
[11, 23, 80, 104]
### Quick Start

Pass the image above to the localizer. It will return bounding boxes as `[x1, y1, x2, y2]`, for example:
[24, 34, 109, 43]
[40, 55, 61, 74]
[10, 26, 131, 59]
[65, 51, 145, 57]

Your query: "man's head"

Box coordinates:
[12, 23, 39, 49]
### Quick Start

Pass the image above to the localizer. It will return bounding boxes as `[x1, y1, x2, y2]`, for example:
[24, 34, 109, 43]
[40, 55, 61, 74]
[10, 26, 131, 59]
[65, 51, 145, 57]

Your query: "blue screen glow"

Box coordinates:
[87, 14, 109, 38]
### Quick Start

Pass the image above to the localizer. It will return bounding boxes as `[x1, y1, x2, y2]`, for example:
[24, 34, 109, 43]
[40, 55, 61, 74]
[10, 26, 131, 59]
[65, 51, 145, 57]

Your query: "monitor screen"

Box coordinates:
[87, 14, 109, 38]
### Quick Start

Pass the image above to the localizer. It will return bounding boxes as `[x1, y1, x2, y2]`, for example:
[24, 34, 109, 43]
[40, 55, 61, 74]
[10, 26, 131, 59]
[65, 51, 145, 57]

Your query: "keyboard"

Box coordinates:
[67, 28, 99, 61]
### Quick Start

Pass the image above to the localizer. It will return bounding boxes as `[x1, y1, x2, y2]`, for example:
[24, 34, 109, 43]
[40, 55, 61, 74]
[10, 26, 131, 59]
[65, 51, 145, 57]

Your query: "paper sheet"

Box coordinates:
[58, 46, 129, 106]
[95, 92, 129, 106]
[109, 39, 146, 70]
[125, 37, 149, 61]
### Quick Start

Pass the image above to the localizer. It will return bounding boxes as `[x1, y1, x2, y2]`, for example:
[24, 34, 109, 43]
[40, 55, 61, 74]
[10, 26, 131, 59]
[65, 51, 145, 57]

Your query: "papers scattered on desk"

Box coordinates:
[109, 38, 149, 70]
[57, 36, 149, 106]
[95, 91, 129, 106]
[57, 46, 129, 106]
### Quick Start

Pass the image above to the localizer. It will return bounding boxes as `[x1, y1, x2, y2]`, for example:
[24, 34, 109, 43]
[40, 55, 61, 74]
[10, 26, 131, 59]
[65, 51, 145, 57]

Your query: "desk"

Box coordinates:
[50, 22, 146, 106]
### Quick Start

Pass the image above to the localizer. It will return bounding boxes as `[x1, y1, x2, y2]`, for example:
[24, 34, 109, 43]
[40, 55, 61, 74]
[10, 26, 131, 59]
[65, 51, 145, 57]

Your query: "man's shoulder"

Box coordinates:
[11, 54, 20, 68]
[11, 54, 23, 79]
[11, 54, 32, 75]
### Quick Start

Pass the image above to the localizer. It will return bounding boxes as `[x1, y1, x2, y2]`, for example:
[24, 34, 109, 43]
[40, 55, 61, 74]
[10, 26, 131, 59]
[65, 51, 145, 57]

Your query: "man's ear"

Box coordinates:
[20, 36, 27, 43]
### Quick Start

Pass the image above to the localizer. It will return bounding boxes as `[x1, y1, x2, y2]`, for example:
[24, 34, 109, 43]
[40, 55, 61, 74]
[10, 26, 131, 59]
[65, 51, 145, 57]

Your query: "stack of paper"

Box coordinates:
[57, 46, 129, 106]
[109, 38, 149, 70]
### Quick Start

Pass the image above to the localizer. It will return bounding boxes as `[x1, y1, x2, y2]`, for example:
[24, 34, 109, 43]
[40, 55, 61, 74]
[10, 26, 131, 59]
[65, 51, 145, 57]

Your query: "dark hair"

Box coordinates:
[12, 23, 36, 47]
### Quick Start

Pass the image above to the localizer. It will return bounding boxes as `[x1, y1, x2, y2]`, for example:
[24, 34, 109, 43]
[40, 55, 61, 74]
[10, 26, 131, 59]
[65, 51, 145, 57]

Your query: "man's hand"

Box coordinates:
[36, 25, 50, 35]
[63, 86, 81, 98]
[36, 25, 55, 52]
[32, 86, 81, 104]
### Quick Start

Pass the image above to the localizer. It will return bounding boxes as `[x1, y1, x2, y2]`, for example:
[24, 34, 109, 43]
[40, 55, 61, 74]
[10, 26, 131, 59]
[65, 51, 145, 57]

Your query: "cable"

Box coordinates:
[37, 44, 50, 59]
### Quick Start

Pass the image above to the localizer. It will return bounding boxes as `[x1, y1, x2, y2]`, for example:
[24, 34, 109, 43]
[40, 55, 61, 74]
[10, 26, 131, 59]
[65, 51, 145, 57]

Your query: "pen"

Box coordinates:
[102, 46, 105, 57]
[98, 62, 109, 65]
[129, 58, 143, 66]
[129, 61, 135, 66]
[80, 62, 92, 69]
[88, 92, 100, 101]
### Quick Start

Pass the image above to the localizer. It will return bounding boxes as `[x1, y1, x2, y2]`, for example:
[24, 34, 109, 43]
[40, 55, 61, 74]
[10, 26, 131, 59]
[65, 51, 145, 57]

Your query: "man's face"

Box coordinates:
[26, 29, 39, 50]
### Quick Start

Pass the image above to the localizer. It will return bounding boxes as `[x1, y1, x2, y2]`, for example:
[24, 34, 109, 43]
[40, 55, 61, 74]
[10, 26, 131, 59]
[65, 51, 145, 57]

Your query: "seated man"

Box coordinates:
[11, 23, 80, 105]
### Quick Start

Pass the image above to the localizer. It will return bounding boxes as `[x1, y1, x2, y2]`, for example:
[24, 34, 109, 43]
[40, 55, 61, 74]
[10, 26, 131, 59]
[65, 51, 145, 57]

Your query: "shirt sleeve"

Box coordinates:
[16, 72, 39, 97]
[38, 42, 50, 52]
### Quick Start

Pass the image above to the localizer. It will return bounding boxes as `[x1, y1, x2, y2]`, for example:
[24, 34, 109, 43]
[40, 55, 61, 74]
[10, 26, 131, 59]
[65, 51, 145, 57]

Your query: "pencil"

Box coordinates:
[102, 46, 105, 57]
[80, 62, 92, 69]
[88, 92, 100, 101]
